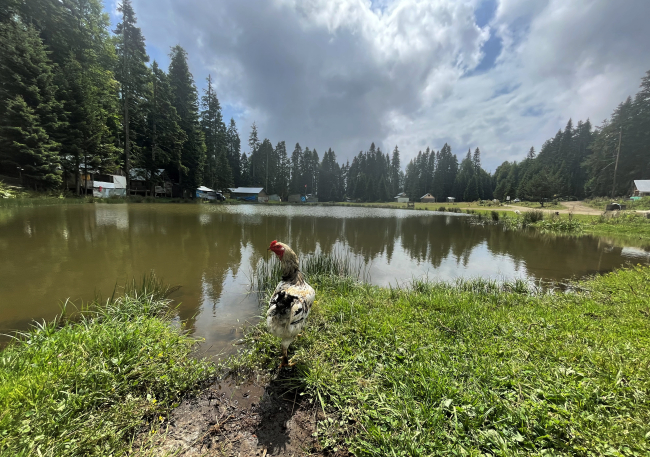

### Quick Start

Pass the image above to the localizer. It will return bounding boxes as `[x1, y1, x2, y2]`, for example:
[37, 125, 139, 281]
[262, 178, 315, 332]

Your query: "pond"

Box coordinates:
[1, 203, 648, 355]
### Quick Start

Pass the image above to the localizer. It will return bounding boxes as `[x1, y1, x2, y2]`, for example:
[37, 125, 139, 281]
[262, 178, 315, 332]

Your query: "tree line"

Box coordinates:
[0, 0, 240, 194]
[1, 0, 648, 201]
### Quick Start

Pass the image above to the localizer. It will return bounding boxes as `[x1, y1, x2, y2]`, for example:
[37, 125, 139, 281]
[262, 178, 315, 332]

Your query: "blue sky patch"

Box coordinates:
[474, 0, 498, 28]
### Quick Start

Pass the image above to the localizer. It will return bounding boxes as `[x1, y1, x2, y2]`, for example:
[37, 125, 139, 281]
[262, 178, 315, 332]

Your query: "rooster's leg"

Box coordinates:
[279, 347, 289, 368]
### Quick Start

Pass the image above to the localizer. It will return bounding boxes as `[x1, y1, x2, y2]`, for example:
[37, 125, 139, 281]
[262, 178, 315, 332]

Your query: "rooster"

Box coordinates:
[266, 240, 315, 367]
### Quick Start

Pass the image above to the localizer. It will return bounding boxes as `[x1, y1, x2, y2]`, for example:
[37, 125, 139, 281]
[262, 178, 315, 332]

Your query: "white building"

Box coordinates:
[92, 174, 127, 198]
[394, 192, 409, 203]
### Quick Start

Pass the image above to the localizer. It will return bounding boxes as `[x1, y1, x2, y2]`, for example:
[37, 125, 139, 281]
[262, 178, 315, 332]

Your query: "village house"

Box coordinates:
[229, 187, 268, 202]
[420, 193, 436, 203]
[394, 192, 409, 203]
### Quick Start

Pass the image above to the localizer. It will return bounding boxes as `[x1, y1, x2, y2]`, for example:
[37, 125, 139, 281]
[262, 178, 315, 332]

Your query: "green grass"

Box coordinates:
[0, 275, 216, 457]
[585, 196, 650, 211]
[234, 262, 650, 456]
[582, 213, 650, 242]
[0, 194, 92, 208]
[251, 250, 369, 301]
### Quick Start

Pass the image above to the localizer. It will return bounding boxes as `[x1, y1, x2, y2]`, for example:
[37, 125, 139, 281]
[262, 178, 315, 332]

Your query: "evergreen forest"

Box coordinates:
[0, 0, 648, 201]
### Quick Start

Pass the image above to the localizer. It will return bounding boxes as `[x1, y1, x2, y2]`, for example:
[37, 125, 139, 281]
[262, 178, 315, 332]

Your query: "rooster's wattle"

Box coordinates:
[266, 240, 315, 367]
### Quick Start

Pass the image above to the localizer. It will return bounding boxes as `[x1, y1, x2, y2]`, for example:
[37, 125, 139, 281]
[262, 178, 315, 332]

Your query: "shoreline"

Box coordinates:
[3, 195, 649, 249]
[3, 266, 649, 455]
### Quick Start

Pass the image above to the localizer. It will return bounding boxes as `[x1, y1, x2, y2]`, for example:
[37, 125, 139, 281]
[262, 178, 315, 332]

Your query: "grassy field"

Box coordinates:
[0, 276, 216, 457]
[585, 197, 650, 211]
[234, 262, 650, 456]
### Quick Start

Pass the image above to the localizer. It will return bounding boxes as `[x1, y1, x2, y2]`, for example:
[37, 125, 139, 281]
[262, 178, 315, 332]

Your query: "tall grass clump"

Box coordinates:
[0, 274, 216, 457]
[235, 265, 650, 456]
[251, 251, 368, 301]
[522, 208, 544, 224]
[535, 214, 584, 233]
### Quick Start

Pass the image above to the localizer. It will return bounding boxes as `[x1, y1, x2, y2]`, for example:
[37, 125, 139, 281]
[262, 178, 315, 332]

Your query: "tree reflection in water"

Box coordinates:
[0, 204, 646, 354]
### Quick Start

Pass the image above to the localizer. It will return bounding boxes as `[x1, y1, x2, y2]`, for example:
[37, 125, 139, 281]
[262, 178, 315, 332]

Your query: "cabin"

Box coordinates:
[633, 180, 650, 197]
[395, 192, 409, 203]
[420, 193, 436, 203]
[66, 165, 126, 196]
[447, 197, 456, 204]
[268, 194, 281, 202]
[229, 187, 268, 202]
[129, 168, 172, 196]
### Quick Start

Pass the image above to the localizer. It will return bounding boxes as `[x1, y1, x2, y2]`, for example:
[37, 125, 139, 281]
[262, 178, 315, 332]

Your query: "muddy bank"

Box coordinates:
[142, 371, 350, 457]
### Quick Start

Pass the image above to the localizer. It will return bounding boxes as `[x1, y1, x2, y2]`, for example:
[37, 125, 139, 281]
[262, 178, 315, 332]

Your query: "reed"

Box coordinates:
[250, 250, 369, 300]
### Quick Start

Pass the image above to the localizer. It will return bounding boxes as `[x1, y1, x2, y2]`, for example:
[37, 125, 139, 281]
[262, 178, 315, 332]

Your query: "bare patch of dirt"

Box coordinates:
[139, 372, 350, 457]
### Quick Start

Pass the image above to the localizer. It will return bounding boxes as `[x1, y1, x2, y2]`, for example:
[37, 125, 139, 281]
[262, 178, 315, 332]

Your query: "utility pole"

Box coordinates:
[611, 126, 622, 199]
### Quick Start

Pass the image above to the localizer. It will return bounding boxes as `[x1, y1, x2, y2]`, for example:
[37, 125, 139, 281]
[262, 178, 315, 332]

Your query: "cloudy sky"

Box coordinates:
[108, 0, 649, 171]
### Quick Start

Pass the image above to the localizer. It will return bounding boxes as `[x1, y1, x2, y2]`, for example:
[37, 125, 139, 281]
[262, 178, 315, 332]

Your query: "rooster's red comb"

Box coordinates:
[269, 240, 278, 247]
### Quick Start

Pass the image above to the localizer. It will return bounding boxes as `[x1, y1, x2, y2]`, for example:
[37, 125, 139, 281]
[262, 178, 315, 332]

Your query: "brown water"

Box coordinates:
[1, 203, 648, 355]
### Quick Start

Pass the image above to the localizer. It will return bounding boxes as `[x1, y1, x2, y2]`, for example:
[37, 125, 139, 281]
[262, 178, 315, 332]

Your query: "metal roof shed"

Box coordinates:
[228, 187, 268, 202]
[633, 180, 650, 196]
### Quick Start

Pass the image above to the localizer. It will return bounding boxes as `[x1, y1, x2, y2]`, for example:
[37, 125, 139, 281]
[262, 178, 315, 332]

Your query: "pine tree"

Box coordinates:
[290, 143, 303, 194]
[527, 147, 536, 159]
[472, 147, 483, 199]
[319, 148, 342, 201]
[247, 122, 262, 185]
[274, 141, 290, 199]
[200, 74, 230, 189]
[454, 149, 473, 201]
[226, 118, 241, 186]
[139, 61, 185, 192]
[115, 0, 150, 190]
[257, 138, 274, 192]
[168, 45, 205, 192]
[390, 145, 401, 195]
[17, 0, 121, 193]
[240, 152, 250, 185]
[432, 143, 458, 202]
[0, 20, 62, 189]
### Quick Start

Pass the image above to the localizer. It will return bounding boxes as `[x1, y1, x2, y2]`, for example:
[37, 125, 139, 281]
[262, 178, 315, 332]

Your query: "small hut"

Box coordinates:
[633, 180, 650, 197]
[420, 193, 436, 203]
[395, 192, 409, 203]
[447, 197, 456, 204]
[228, 187, 268, 202]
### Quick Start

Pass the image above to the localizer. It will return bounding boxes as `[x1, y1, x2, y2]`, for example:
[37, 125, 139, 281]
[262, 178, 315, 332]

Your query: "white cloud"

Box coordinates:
[129, 0, 650, 170]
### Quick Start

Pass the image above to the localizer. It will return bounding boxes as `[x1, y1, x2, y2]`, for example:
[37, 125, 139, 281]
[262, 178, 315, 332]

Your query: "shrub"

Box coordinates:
[522, 209, 544, 224]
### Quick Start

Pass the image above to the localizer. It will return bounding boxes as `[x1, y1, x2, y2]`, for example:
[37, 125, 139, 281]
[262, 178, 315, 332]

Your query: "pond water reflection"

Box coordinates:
[0, 203, 647, 355]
